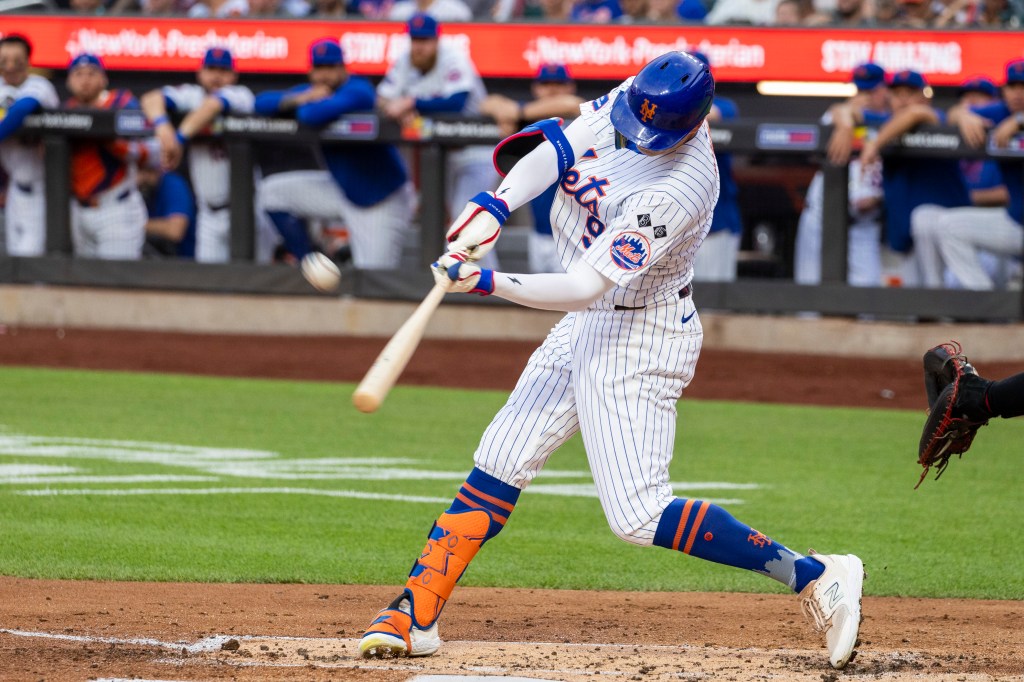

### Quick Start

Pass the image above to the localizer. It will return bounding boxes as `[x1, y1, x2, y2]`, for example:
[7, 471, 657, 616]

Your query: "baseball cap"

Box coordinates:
[68, 53, 104, 72]
[676, 0, 707, 20]
[1006, 59, 1024, 84]
[851, 63, 885, 91]
[890, 69, 927, 89]
[202, 47, 234, 70]
[958, 77, 998, 98]
[407, 13, 439, 39]
[310, 38, 344, 67]
[536, 63, 571, 83]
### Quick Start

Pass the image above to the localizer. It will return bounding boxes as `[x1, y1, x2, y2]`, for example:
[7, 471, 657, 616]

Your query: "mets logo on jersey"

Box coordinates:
[639, 99, 657, 123]
[610, 231, 651, 270]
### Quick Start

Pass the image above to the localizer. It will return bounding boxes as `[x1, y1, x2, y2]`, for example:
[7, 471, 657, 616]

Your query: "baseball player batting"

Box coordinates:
[0, 34, 60, 257]
[64, 54, 148, 260]
[359, 51, 865, 671]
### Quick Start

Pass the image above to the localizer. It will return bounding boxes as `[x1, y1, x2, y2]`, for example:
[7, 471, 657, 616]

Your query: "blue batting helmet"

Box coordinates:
[610, 51, 714, 152]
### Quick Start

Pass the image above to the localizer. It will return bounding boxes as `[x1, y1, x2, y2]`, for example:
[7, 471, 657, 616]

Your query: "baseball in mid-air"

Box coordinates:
[300, 252, 341, 292]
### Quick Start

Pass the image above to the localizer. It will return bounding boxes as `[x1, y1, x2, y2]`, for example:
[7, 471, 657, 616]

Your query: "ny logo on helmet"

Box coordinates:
[639, 98, 657, 123]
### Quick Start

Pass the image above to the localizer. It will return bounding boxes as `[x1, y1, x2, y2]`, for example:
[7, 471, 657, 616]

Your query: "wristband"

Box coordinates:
[470, 191, 510, 225]
[151, 115, 170, 127]
[472, 269, 494, 296]
[175, 131, 189, 145]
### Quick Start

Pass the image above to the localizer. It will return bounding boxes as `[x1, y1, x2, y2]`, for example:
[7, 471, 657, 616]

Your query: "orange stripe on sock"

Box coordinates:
[455, 492, 507, 525]
[462, 483, 516, 513]
[683, 501, 710, 555]
[671, 499, 696, 551]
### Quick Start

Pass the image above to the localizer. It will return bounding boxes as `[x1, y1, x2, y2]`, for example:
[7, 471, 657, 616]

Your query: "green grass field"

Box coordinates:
[1, 366, 1021, 599]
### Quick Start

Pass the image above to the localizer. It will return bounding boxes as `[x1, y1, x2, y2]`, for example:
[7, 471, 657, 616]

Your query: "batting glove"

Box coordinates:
[431, 253, 494, 296]
[445, 191, 510, 262]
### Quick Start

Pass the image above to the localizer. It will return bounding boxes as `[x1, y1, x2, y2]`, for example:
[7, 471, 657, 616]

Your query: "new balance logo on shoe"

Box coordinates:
[824, 582, 843, 610]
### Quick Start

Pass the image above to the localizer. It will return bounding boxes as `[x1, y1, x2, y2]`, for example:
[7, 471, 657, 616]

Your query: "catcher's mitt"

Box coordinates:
[917, 341, 990, 488]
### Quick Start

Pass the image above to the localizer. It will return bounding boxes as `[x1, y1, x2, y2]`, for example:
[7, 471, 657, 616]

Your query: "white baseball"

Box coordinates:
[301, 252, 341, 292]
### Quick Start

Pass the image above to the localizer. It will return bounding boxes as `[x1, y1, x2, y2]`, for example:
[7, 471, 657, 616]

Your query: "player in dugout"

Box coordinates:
[64, 53, 149, 260]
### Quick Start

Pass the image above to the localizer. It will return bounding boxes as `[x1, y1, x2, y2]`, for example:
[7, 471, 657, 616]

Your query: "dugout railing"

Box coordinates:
[6, 109, 1024, 322]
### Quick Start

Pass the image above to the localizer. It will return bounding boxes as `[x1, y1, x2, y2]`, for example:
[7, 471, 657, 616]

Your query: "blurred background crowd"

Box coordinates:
[36, 0, 1024, 29]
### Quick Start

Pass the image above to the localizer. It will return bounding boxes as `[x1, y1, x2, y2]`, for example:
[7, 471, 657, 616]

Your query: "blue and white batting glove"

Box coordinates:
[444, 191, 510, 262]
[431, 253, 494, 296]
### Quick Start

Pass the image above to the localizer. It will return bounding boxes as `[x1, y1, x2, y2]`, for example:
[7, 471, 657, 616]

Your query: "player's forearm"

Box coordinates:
[0, 97, 40, 141]
[490, 263, 614, 312]
[874, 105, 940, 148]
[140, 90, 168, 122]
[970, 186, 1011, 207]
[178, 97, 224, 139]
[145, 215, 189, 241]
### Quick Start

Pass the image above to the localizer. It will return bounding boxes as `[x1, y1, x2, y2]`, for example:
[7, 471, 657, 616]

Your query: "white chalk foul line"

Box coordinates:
[13, 487, 452, 503]
[0, 628, 231, 653]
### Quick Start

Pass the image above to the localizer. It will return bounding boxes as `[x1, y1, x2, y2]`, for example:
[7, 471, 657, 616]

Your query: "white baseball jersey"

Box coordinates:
[378, 41, 498, 248]
[387, 0, 472, 21]
[0, 75, 59, 184]
[1, 74, 59, 256]
[377, 42, 487, 116]
[473, 81, 720, 545]
[163, 83, 254, 262]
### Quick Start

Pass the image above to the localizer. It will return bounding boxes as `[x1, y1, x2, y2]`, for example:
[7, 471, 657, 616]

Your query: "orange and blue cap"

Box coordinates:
[851, 62, 885, 91]
[202, 47, 235, 70]
[310, 38, 344, 67]
[536, 63, 571, 83]
[407, 13, 439, 39]
[958, 77, 998, 98]
[68, 53, 104, 72]
[889, 69, 926, 89]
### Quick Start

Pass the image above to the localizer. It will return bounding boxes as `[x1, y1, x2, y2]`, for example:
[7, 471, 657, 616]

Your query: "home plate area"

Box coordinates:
[175, 635, 992, 681]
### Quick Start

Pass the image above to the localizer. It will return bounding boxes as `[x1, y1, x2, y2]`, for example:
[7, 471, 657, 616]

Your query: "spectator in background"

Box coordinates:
[388, 0, 472, 20]
[969, 0, 1024, 27]
[140, 166, 197, 259]
[257, 38, 414, 268]
[644, 0, 681, 20]
[0, 34, 60, 257]
[795, 63, 888, 287]
[688, 51, 745, 283]
[891, 0, 937, 25]
[823, 0, 874, 25]
[537, 0, 573, 19]
[188, 0, 249, 16]
[482, 63, 583, 273]
[248, 0, 287, 14]
[774, 0, 804, 22]
[377, 14, 500, 265]
[64, 54, 149, 260]
[617, 0, 647, 21]
[911, 61, 1024, 290]
[70, 0, 109, 12]
[873, 0, 900, 22]
[839, 70, 971, 286]
[676, 0, 707, 20]
[705, 0, 775, 24]
[314, 0, 348, 15]
[570, 0, 622, 21]
[141, 48, 265, 263]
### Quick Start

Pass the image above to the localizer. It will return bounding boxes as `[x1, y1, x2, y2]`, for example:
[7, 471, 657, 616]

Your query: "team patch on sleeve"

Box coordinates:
[609, 231, 651, 270]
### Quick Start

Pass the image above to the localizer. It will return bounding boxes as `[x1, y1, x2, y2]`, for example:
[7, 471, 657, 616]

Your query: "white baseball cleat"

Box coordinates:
[798, 551, 865, 670]
[359, 594, 441, 659]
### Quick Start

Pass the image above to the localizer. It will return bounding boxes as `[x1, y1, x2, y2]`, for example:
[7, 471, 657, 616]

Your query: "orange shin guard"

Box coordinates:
[404, 509, 492, 627]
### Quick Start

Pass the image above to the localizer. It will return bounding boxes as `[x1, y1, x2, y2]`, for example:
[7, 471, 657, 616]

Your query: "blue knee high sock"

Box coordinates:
[653, 498, 824, 592]
[266, 211, 312, 259]
[446, 467, 522, 543]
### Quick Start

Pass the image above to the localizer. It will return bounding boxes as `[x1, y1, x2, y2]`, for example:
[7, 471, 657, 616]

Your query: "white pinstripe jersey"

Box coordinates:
[551, 80, 720, 309]
[0, 75, 60, 184]
[377, 42, 487, 116]
[162, 83, 254, 207]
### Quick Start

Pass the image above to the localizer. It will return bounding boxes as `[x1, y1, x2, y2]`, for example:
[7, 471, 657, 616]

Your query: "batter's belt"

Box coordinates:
[614, 284, 693, 311]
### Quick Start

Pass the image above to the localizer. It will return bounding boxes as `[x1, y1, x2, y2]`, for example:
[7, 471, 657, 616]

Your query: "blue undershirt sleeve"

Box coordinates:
[0, 97, 41, 142]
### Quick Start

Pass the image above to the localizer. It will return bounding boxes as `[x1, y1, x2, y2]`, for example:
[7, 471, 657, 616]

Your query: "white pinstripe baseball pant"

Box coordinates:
[259, 170, 414, 269]
[912, 204, 1024, 290]
[5, 180, 46, 256]
[473, 290, 702, 546]
[70, 177, 147, 260]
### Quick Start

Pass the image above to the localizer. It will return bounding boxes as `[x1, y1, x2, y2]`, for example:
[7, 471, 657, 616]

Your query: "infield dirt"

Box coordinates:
[1, 328, 1022, 681]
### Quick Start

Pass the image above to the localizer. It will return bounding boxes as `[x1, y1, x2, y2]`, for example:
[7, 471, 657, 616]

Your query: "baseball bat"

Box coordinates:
[352, 283, 447, 413]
